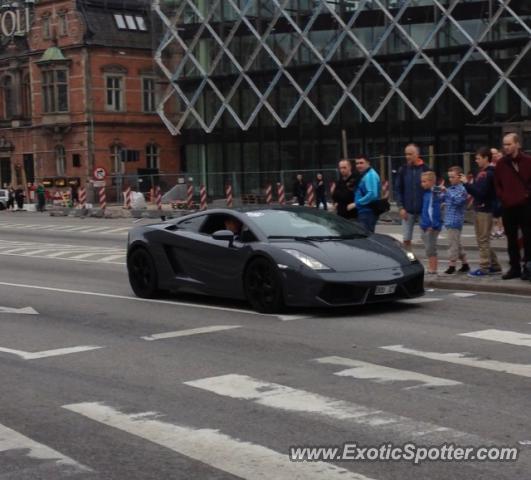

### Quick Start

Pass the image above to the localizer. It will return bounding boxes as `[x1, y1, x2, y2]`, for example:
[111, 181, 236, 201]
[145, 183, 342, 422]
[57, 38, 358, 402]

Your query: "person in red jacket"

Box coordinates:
[494, 133, 531, 281]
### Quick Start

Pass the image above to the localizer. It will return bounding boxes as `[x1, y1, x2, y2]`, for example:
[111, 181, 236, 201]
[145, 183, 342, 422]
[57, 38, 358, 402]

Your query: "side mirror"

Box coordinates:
[212, 229, 235, 245]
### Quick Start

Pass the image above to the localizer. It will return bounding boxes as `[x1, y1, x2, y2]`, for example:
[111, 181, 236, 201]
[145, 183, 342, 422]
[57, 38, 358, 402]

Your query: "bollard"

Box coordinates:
[306, 183, 315, 207]
[187, 183, 194, 210]
[99, 187, 106, 211]
[277, 183, 285, 205]
[225, 183, 233, 208]
[200, 185, 207, 211]
[265, 184, 272, 205]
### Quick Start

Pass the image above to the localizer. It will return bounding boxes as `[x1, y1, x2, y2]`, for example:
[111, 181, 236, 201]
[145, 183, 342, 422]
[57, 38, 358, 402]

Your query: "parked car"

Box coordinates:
[0, 189, 8, 210]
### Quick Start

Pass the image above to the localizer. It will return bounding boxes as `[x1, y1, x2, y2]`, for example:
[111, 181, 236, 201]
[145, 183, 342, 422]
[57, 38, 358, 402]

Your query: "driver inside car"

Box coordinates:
[224, 217, 242, 237]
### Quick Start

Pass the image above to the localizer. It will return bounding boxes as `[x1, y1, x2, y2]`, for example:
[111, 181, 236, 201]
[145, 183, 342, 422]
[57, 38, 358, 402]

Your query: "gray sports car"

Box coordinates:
[127, 207, 424, 313]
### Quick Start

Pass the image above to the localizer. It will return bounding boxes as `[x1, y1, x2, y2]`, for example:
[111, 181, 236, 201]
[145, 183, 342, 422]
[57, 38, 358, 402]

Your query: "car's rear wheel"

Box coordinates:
[244, 257, 284, 313]
[128, 248, 160, 298]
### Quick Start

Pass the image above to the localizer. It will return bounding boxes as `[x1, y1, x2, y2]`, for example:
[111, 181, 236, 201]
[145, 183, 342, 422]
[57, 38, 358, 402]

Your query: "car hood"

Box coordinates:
[272, 235, 411, 272]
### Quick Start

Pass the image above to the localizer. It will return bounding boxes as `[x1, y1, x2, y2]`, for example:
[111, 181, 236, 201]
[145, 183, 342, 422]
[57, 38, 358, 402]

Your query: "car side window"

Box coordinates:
[177, 215, 206, 233]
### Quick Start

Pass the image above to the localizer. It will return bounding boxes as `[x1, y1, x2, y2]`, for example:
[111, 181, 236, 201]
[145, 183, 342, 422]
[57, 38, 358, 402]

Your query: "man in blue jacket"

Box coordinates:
[394, 144, 431, 251]
[349, 156, 381, 232]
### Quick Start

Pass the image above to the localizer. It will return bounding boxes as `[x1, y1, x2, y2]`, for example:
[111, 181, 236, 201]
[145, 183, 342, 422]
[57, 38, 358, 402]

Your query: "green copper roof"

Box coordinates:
[39, 46, 67, 63]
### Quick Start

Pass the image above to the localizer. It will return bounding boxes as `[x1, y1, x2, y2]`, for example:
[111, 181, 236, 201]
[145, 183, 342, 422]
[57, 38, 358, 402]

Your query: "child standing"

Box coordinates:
[441, 167, 470, 274]
[420, 171, 443, 274]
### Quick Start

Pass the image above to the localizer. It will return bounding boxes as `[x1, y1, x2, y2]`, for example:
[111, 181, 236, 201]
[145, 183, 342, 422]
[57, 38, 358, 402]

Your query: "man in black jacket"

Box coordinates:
[332, 159, 360, 219]
[292, 174, 306, 206]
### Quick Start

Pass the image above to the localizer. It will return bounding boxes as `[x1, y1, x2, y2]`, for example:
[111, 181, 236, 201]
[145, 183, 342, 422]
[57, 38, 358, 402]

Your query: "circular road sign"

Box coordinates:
[93, 166, 107, 181]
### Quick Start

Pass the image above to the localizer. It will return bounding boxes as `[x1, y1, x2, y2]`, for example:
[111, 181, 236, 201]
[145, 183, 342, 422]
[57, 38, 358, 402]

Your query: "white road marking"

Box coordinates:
[99, 254, 127, 262]
[103, 227, 130, 234]
[142, 325, 241, 341]
[396, 297, 443, 304]
[0, 345, 103, 360]
[0, 306, 38, 315]
[63, 402, 375, 480]
[314, 356, 461, 388]
[381, 345, 531, 378]
[0, 281, 289, 318]
[459, 329, 531, 348]
[184, 374, 473, 441]
[0, 422, 91, 471]
[451, 292, 477, 298]
[277, 314, 313, 322]
[68, 252, 102, 260]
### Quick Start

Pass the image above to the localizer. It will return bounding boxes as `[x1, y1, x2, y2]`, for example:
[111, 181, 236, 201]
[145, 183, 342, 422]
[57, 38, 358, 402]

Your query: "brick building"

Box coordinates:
[0, 0, 180, 195]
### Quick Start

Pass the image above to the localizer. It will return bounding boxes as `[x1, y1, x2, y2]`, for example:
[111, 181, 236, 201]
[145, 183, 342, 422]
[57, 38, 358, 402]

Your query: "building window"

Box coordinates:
[56, 146, 66, 176]
[106, 75, 124, 111]
[2, 76, 15, 119]
[142, 77, 156, 113]
[22, 74, 31, 118]
[72, 154, 81, 168]
[110, 144, 123, 173]
[114, 14, 147, 31]
[58, 12, 68, 36]
[146, 144, 160, 169]
[43, 15, 51, 39]
[42, 69, 69, 113]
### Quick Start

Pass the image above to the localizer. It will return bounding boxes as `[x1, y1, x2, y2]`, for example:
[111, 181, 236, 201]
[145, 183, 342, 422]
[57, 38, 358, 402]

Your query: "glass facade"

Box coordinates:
[153, 0, 531, 193]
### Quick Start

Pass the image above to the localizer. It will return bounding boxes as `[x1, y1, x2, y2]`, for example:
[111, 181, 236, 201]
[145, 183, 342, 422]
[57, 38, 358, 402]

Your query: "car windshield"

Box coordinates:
[244, 209, 368, 239]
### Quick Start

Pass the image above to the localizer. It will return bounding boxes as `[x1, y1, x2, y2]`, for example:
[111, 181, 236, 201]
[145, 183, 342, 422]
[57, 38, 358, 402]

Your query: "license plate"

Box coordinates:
[375, 284, 397, 295]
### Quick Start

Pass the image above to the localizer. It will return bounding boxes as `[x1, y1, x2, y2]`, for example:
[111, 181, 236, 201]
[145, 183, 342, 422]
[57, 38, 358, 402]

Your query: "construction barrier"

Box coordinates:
[306, 183, 315, 207]
[79, 187, 87, 208]
[155, 186, 162, 211]
[225, 183, 233, 208]
[381, 180, 390, 199]
[124, 187, 132, 209]
[265, 184, 272, 205]
[187, 183, 194, 209]
[277, 183, 285, 205]
[99, 187, 106, 210]
[200, 185, 207, 211]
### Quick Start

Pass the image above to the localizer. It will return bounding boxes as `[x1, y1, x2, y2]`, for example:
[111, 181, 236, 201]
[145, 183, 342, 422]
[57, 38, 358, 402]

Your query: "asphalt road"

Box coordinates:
[0, 211, 530, 480]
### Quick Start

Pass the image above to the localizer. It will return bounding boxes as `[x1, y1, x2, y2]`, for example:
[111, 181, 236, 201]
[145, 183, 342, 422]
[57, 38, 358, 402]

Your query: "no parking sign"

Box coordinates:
[93, 167, 107, 181]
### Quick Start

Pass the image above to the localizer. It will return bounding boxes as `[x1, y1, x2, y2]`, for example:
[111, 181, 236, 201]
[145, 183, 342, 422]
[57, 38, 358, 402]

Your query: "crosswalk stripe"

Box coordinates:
[314, 356, 461, 388]
[103, 227, 130, 234]
[0, 422, 91, 472]
[381, 345, 531, 378]
[99, 254, 127, 262]
[459, 329, 531, 348]
[184, 374, 474, 442]
[451, 293, 477, 298]
[68, 252, 101, 260]
[396, 297, 442, 304]
[142, 325, 241, 341]
[63, 402, 375, 480]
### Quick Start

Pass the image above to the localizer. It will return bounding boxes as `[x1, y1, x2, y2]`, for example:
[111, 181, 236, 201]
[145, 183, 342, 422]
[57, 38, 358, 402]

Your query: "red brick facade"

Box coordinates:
[0, 0, 180, 191]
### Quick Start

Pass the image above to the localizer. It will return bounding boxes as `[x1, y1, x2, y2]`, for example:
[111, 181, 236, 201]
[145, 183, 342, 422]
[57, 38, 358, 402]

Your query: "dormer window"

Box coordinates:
[114, 14, 148, 31]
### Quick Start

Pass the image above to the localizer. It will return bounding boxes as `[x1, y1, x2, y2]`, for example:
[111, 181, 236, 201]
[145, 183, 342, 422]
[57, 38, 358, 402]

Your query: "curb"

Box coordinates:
[425, 278, 531, 296]
[48, 208, 189, 219]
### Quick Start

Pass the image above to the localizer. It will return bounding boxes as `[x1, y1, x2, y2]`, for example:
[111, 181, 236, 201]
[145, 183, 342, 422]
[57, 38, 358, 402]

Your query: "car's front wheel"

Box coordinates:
[127, 248, 160, 298]
[244, 257, 284, 313]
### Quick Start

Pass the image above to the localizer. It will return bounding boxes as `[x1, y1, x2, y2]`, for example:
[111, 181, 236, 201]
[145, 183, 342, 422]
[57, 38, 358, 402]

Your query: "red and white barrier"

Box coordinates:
[187, 183, 194, 209]
[149, 187, 155, 205]
[124, 187, 132, 209]
[79, 187, 86, 208]
[306, 183, 315, 207]
[200, 185, 207, 211]
[381, 180, 390, 199]
[155, 186, 162, 211]
[225, 184, 233, 208]
[265, 184, 272, 205]
[99, 187, 106, 211]
[277, 183, 285, 205]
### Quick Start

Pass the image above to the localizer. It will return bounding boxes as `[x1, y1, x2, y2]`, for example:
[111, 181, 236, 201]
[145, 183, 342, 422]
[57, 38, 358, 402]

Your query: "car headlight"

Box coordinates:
[282, 249, 330, 271]
[406, 251, 417, 262]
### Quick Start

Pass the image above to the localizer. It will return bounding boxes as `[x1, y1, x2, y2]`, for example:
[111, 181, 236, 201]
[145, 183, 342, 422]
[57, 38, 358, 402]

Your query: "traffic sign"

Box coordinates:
[93, 166, 107, 181]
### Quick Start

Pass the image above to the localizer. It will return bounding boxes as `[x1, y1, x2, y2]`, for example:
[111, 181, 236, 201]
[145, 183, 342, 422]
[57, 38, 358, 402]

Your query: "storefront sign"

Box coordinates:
[0, 7, 31, 39]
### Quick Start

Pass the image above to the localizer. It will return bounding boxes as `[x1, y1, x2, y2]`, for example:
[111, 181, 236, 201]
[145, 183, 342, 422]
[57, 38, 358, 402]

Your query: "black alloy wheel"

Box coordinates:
[244, 257, 284, 313]
[128, 248, 160, 298]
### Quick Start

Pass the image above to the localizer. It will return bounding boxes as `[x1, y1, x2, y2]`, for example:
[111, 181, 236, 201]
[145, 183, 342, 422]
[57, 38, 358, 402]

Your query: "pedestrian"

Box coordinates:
[494, 133, 531, 281]
[440, 166, 470, 275]
[36, 183, 46, 212]
[461, 148, 502, 276]
[315, 173, 327, 210]
[14, 185, 24, 210]
[350, 156, 381, 232]
[332, 159, 360, 220]
[394, 144, 431, 251]
[490, 147, 504, 239]
[6, 185, 15, 210]
[420, 171, 443, 274]
[292, 174, 306, 206]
